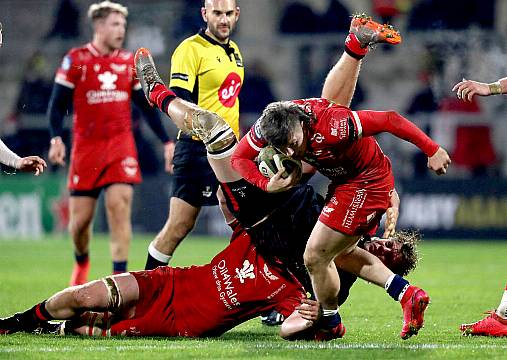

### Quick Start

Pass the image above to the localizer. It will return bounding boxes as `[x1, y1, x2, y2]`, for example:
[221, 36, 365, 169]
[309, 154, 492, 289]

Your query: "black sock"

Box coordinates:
[145, 253, 168, 270]
[113, 261, 127, 274]
[320, 312, 341, 329]
[75, 253, 89, 264]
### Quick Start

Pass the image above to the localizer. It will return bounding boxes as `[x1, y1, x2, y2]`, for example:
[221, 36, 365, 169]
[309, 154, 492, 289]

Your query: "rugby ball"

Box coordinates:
[257, 146, 302, 180]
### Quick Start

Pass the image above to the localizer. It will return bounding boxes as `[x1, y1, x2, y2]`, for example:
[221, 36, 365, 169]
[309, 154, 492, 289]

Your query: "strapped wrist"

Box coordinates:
[489, 82, 502, 95]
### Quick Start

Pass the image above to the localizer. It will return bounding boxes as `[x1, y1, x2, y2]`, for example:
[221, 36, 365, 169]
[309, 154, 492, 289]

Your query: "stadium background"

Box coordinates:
[0, 0, 506, 240]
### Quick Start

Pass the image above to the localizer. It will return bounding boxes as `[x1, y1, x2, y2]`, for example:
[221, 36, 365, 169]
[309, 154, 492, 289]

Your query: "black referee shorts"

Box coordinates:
[171, 140, 219, 207]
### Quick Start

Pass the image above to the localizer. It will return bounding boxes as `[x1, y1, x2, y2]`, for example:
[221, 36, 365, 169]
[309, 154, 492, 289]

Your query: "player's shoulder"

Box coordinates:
[64, 43, 90, 59]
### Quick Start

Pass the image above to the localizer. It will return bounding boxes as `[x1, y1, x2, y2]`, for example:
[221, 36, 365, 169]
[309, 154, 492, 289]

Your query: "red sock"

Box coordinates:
[344, 33, 368, 59]
[150, 84, 176, 112]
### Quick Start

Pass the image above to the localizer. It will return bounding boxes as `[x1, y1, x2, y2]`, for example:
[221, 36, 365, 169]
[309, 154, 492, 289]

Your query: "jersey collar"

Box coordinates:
[198, 29, 235, 58]
[86, 42, 120, 58]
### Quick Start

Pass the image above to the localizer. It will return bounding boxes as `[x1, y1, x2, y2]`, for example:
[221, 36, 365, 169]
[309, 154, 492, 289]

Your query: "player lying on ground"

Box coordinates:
[0, 213, 419, 339]
[129, 16, 433, 340]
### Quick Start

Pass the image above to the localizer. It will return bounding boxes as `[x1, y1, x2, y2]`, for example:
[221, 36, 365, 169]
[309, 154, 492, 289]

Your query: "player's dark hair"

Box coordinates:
[390, 230, 421, 276]
[259, 101, 313, 149]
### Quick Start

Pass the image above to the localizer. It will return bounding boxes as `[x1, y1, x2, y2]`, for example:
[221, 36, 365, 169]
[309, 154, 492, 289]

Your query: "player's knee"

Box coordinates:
[303, 249, 327, 273]
[68, 217, 92, 238]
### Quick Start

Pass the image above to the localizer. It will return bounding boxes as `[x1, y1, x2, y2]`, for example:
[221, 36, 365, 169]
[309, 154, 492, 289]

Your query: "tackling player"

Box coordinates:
[46, 1, 173, 286]
[145, 0, 244, 270]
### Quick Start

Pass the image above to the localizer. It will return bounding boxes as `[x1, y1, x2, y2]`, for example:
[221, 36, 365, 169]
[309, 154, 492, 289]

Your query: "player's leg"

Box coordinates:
[303, 221, 358, 339]
[460, 283, 507, 337]
[0, 273, 139, 335]
[135, 48, 241, 184]
[322, 14, 402, 106]
[104, 184, 134, 274]
[68, 194, 98, 286]
[146, 197, 200, 268]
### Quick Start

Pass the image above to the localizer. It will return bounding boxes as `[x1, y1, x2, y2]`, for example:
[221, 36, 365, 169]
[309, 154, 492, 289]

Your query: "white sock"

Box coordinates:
[496, 284, 507, 319]
[148, 242, 171, 264]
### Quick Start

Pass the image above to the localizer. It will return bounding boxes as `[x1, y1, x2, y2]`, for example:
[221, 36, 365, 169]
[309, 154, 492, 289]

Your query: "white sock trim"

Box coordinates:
[148, 242, 171, 263]
[397, 284, 410, 302]
[322, 308, 338, 316]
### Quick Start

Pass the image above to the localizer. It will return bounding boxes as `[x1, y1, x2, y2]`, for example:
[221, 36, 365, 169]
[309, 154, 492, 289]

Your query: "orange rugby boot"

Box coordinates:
[350, 13, 402, 47]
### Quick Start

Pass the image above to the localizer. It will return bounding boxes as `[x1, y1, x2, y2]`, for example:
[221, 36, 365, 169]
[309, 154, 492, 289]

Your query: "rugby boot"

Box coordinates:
[0, 313, 39, 335]
[69, 260, 90, 286]
[33, 321, 65, 335]
[460, 310, 507, 337]
[134, 47, 166, 106]
[349, 13, 402, 47]
[260, 310, 285, 326]
[314, 322, 346, 341]
[400, 285, 430, 339]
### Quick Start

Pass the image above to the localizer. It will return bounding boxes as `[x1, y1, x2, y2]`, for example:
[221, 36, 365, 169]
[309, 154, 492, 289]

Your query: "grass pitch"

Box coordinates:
[0, 234, 506, 359]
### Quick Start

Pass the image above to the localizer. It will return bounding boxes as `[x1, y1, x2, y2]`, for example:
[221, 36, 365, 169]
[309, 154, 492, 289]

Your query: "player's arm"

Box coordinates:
[357, 110, 451, 175]
[280, 298, 320, 340]
[452, 77, 507, 102]
[47, 83, 73, 166]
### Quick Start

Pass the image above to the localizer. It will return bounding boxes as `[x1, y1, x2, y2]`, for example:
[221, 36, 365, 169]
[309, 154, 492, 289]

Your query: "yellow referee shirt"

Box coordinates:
[169, 29, 244, 138]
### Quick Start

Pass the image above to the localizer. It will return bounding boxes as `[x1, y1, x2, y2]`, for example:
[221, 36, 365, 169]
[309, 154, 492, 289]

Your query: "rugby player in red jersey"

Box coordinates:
[47, 1, 173, 286]
[230, 71, 451, 340]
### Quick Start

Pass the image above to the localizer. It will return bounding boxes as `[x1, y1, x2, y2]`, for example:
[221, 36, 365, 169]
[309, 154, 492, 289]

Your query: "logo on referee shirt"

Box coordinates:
[218, 72, 242, 108]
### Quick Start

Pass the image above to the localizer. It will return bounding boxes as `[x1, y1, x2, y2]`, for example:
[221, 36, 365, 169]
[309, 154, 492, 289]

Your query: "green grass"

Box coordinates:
[0, 235, 506, 359]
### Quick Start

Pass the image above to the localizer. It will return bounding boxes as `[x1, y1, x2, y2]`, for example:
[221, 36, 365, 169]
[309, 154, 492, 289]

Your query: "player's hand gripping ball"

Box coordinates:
[257, 146, 302, 181]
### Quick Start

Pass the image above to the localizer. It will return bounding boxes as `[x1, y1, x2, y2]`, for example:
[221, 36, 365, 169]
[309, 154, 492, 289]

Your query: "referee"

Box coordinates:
[145, 0, 243, 269]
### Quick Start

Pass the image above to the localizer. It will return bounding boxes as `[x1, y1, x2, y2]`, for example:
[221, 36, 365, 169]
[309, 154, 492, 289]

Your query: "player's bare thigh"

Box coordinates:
[304, 220, 360, 266]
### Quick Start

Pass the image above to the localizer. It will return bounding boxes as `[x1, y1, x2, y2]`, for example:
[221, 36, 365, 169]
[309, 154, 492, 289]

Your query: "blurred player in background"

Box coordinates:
[452, 79, 507, 337]
[0, 22, 47, 175]
[230, 15, 451, 339]
[144, 0, 243, 270]
[47, 1, 172, 286]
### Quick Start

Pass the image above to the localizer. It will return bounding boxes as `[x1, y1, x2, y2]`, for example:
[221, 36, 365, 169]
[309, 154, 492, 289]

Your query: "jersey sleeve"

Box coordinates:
[356, 110, 439, 157]
[230, 119, 270, 191]
[169, 41, 198, 92]
[55, 51, 82, 89]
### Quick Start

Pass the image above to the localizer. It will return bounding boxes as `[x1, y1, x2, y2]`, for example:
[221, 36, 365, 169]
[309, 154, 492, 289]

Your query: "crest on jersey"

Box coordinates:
[121, 157, 138, 177]
[235, 260, 255, 284]
[218, 72, 242, 108]
[263, 264, 279, 281]
[111, 63, 127, 73]
[98, 71, 118, 90]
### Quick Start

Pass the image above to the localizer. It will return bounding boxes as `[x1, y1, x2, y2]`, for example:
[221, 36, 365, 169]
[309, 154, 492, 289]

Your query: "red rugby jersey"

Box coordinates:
[55, 43, 140, 139]
[232, 98, 438, 190]
[171, 231, 305, 337]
